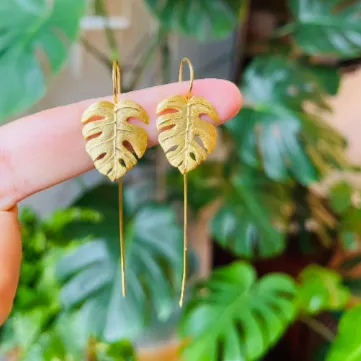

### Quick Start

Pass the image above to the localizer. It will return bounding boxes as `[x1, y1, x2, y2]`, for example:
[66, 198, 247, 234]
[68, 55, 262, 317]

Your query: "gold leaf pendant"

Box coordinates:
[81, 99, 149, 180]
[156, 58, 220, 306]
[81, 61, 149, 296]
[157, 94, 219, 174]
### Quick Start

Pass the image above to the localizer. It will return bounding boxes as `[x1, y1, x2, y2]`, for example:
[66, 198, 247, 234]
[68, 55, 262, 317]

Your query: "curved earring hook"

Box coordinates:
[179, 57, 194, 99]
[112, 60, 122, 104]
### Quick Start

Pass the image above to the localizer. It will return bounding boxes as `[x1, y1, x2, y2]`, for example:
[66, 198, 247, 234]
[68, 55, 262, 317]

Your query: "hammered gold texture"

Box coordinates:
[156, 95, 219, 174]
[81, 100, 149, 181]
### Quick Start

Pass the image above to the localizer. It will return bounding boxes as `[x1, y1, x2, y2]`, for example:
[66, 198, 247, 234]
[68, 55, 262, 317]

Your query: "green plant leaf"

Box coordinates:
[20, 313, 88, 361]
[228, 56, 346, 184]
[180, 262, 297, 361]
[289, 0, 361, 58]
[326, 305, 361, 361]
[94, 340, 136, 361]
[329, 181, 353, 213]
[56, 184, 183, 342]
[211, 168, 291, 258]
[297, 265, 350, 315]
[305, 65, 341, 96]
[144, 0, 243, 40]
[0, 0, 86, 122]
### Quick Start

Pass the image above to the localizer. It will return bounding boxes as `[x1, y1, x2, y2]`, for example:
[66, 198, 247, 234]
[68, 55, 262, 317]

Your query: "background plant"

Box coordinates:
[2, 0, 361, 360]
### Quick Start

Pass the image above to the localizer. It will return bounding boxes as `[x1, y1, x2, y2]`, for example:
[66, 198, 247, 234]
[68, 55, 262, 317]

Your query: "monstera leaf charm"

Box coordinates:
[156, 95, 220, 174]
[81, 100, 149, 181]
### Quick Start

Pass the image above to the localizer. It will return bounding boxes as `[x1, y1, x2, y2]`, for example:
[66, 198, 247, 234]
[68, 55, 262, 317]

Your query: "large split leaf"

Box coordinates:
[180, 262, 297, 361]
[156, 94, 219, 174]
[228, 56, 346, 184]
[20, 313, 88, 361]
[289, 0, 361, 58]
[211, 168, 291, 258]
[56, 184, 183, 341]
[144, 0, 244, 40]
[326, 306, 361, 361]
[81, 100, 150, 181]
[297, 265, 350, 315]
[0, 0, 86, 122]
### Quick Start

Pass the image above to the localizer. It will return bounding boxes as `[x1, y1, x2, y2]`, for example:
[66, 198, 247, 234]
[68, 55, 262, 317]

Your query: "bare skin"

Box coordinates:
[0, 79, 242, 324]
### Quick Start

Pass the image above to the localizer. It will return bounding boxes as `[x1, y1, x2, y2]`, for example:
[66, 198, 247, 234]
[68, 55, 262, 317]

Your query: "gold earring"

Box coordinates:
[81, 60, 150, 297]
[156, 58, 220, 306]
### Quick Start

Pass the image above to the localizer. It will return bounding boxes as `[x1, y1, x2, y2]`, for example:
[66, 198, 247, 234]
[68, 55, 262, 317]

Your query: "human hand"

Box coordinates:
[0, 79, 242, 324]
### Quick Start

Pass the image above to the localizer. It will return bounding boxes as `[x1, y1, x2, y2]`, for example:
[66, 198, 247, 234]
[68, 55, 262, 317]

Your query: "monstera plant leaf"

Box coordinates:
[297, 265, 350, 315]
[145, 0, 244, 40]
[56, 184, 183, 341]
[326, 306, 361, 361]
[228, 56, 346, 184]
[81, 100, 150, 181]
[0, 0, 86, 122]
[156, 95, 219, 174]
[20, 313, 88, 361]
[180, 262, 297, 361]
[211, 168, 291, 258]
[289, 0, 361, 58]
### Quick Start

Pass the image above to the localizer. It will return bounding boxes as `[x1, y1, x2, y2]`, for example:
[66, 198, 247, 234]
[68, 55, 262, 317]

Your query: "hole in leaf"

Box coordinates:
[166, 145, 179, 153]
[123, 140, 135, 153]
[252, 309, 268, 345]
[158, 108, 178, 116]
[95, 153, 106, 161]
[216, 338, 224, 361]
[235, 320, 247, 354]
[194, 135, 206, 150]
[119, 159, 127, 168]
[159, 124, 176, 134]
[85, 131, 102, 141]
[190, 152, 196, 161]
[83, 115, 104, 125]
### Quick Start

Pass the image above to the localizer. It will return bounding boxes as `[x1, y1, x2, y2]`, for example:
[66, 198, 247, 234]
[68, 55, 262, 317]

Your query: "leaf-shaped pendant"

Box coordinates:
[81, 100, 149, 181]
[156, 95, 219, 174]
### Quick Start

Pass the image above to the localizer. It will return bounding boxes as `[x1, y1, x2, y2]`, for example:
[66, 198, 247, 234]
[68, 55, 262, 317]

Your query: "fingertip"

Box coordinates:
[192, 79, 242, 123]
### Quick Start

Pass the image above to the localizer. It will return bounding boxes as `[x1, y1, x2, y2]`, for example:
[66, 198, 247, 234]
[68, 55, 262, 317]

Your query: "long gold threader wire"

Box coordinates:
[178, 57, 194, 307]
[112, 60, 126, 297]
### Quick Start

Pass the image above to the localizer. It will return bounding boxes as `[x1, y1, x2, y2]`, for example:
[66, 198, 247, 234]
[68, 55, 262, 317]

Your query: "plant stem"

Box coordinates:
[81, 37, 112, 71]
[301, 316, 335, 342]
[95, 0, 120, 60]
[127, 28, 166, 91]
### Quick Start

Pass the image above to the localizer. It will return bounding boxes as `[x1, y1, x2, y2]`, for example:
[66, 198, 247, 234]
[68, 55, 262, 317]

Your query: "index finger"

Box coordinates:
[0, 78, 242, 209]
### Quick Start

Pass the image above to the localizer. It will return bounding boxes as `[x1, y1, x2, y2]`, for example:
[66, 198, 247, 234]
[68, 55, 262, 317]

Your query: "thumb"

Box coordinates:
[0, 206, 22, 325]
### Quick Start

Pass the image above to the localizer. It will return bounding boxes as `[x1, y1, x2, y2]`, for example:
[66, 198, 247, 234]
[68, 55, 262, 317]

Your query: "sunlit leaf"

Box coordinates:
[56, 184, 183, 342]
[326, 306, 361, 361]
[0, 0, 86, 122]
[180, 262, 297, 361]
[297, 265, 350, 315]
[211, 168, 291, 258]
[145, 0, 244, 40]
[289, 0, 361, 58]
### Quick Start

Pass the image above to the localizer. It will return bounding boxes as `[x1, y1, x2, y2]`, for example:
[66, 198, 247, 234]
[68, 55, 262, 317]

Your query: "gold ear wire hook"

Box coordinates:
[178, 57, 194, 307]
[179, 57, 194, 99]
[112, 60, 121, 104]
[112, 59, 126, 297]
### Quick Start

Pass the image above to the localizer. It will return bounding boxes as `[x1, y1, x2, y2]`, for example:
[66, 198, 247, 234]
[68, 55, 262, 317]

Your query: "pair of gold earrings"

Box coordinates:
[81, 58, 219, 306]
